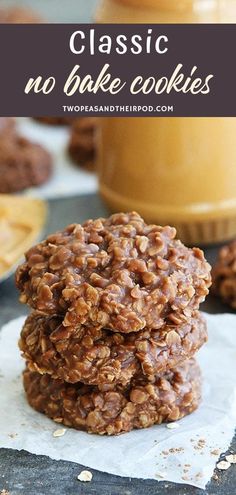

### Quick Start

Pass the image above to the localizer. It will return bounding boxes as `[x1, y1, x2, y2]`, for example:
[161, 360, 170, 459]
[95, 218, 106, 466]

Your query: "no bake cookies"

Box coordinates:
[17, 212, 211, 435]
[16, 212, 211, 333]
[20, 310, 207, 386]
[23, 358, 201, 435]
[68, 118, 98, 170]
[212, 240, 236, 309]
[0, 117, 52, 193]
[34, 117, 74, 126]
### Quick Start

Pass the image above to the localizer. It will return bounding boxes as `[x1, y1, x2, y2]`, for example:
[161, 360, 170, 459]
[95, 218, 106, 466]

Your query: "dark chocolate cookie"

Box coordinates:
[0, 133, 52, 193]
[68, 118, 98, 170]
[212, 240, 236, 309]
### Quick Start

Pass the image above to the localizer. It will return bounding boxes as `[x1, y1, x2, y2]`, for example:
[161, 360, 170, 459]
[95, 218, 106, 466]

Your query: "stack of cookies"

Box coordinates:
[16, 212, 211, 435]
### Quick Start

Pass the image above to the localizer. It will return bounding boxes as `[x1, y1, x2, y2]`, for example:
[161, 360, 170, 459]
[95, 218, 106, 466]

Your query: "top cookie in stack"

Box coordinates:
[16, 212, 211, 332]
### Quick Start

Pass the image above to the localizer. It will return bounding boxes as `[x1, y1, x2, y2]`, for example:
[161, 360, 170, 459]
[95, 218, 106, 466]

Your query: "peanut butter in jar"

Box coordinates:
[96, 0, 236, 245]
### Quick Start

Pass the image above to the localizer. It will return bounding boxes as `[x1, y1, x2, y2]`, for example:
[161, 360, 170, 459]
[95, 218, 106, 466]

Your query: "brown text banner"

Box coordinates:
[0, 24, 234, 116]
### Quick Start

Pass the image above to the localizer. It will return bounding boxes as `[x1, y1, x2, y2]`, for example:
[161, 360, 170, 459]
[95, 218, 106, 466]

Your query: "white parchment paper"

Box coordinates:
[0, 312, 236, 489]
[17, 118, 98, 199]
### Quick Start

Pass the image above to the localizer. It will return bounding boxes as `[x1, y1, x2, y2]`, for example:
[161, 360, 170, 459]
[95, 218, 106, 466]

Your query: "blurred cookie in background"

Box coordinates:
[68, 117, 98, 171]
[0, 6, 43, 23]
[0, 118, 52, 193]
[0, 117, 15, 136]
[212, 240, 236, 309]
[34, 117, 75, 126]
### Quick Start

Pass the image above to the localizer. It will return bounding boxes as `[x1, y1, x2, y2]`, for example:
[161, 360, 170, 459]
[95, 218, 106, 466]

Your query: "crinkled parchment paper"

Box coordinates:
[0, 313, 236, 489]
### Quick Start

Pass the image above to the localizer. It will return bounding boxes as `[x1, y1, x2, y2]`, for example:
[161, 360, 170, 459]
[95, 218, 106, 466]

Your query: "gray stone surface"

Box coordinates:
[0, 193, 235, 495]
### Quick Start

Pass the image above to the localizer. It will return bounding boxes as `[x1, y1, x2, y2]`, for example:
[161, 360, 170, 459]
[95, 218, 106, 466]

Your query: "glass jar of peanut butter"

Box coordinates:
[96, 0, 236, 245]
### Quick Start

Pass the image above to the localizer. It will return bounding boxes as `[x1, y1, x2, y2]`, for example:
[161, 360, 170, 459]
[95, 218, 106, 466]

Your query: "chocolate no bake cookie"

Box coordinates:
[68, 118, 98, 169]
[0, 133, 52, 193]
[212, 240, 236, 309]
[16, 212, 211, 333]
[23, 358, 201, 435]
[20, 311, 207, 387]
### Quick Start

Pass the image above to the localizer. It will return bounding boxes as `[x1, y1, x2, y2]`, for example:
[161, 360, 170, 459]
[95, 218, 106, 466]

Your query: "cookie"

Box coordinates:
[0, 117, 15, 136]
[23, 358, 201, 435]
[0, 133, 52, 193]
[68, 118, 98, 169]
[20, 310, 207, 387]
[212, 240, 236, 309]
[16, 212, 211, 333]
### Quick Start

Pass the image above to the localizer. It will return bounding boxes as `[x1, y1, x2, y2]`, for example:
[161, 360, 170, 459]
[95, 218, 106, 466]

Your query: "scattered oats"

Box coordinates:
[77, 470, 93, 482]
[226, 454, 236, 464]
[53, 428, 67, 438]
[184, 464, 191, 468]
[162, 450, 169, 456]
[216, 461, 231, 471]
[211, 449, 220, 456]
[182, 475, 190, 481]
[8, 433, 17, 439]
[0, 490, 10, 495]
[195, 472, 203, 479]
[166, 422, 180, 430]
[155, 471, 167, 479]
[169, 447, 184, 454]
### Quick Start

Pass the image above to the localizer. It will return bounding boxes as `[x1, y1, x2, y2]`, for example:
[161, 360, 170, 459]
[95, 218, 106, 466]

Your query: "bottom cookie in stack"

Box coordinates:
[23, 358, 201, 435]
[68, 117, 98, 170]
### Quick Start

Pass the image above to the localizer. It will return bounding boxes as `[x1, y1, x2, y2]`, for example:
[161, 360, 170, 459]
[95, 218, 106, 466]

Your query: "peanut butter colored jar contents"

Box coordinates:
[96, 0, 236, 245]
[16, 211, 211, 435]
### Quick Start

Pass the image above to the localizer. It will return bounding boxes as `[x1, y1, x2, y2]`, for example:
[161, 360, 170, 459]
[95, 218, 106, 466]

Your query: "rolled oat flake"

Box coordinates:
[77, 470, 93, 482]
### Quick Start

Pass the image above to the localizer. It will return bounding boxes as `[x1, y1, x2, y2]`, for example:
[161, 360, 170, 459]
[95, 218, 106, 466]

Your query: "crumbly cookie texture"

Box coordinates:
[16, 212, 211, 333]
[0, 134, 52, 193]
[68, 118, 98, 170]
[20, 311, 207, 387]
[23, 358, 201, 435]
[212, 240, 236, 309]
